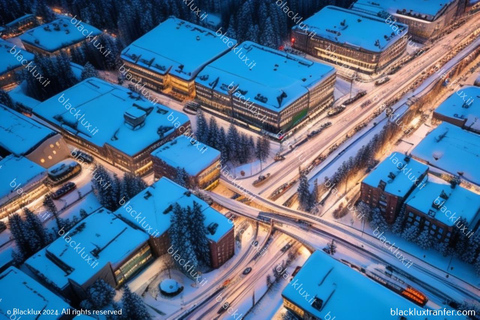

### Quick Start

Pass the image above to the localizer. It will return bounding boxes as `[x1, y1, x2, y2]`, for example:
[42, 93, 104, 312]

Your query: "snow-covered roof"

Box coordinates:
[20, 17, 101, 52]
[351, 0, 456, 21]
[196, 41, 335, 112]
[0, 104, 56, 156]
[115, 177, 232, 242]
[33, 78, 189, 157]
[434, 86, 480, 132]
[362, 152, 428, 197]
[25, 208, 149, 289]
[283, 251, 444, 320]
[5, 14, 35, 27]
[411, 123, 480, 186]
[121, 17, 234, 81]
[151, 135, 220, 176]
[0, 155, 46, 207]
[0, 267, 70, 319]
[294, 6, 408, 53]
[0, 39, 34, 75]
[406, 175, 480, 227]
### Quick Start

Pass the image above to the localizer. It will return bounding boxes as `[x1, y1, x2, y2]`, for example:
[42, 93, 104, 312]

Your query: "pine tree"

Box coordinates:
[416, 226, 434, 250]
[260, 17, 276, 48]
[402, 224, 420, 242]
[207, 117, 219, 148]
[195, 109, 209, 144]
[463, 232, 480, 264]
[82, 279, 116, 309]
[310, 179, 319, 208]
[121, 287, 152, 320]
[0, 89, 14, 109]
[81, 62, 99, 80]
[297, 173, 311, 211]
[227, 124, 240, 162]
[392, 206, 407, 235]
[35, 0, 56, 23]
[453, 218, 470, 259]
[370, 208, 388, 231]
[327, 239, 337, 255]
[173, 167, 189, 189]
[169, 204, 184, 255]
[43, 194, 61, 230]
[9, 213, 29, 260]
[189, 201, 211, 267]
[92, 165, 114, 210]
[475, 254, 480, 276]
[24, 208, 48, 248]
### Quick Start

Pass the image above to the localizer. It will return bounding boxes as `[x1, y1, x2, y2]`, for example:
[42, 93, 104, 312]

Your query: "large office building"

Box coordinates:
[26, 208, 152, 301]
[411, 122, 480, 187]
[404, 175, 480, 244]
[0, 14, 38, 39]
[20, 17, 101, 56]
[121, 17, 235, 100]
[360, 152, 429, 223]
[291, 6, 408, 75]
[0, 267, 72, 319]
[433, 86, 480, 133]
[33, 78, 189, 176]
[351, 0, 459, 42]
[0, 105, 70, 168]
[115, 177, 234, 269]
[0, 155, 48, 219]
[282, 251, 441, 320]
[151, 135, 221, 189]
[0, 39, 34, 89]
[196, 41, 336, 134]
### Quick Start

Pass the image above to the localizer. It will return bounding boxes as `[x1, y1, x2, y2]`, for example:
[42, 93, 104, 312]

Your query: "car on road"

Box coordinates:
[243, 267, 252, 275]
[51, 182, 76, 200]
[252, 240, 258, 247]
[217, 302, 230, 314]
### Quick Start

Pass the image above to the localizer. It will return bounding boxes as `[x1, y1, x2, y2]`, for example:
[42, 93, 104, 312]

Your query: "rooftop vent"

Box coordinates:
[144, 190, 153, 200]
[124, 107, 147, 130]
[207, 222, 218, 235]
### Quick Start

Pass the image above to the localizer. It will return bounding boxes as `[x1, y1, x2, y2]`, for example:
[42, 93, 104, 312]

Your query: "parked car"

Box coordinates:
[243, 267, 252, 275]
[51, 182, 76, 200]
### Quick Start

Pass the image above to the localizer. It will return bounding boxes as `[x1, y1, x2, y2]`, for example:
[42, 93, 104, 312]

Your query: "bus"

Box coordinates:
[48, 160, 82, 186]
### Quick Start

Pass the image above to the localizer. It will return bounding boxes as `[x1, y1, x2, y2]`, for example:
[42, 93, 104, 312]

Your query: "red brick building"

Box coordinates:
[361, 152, 429, 223]
[115, 177, 234, 269]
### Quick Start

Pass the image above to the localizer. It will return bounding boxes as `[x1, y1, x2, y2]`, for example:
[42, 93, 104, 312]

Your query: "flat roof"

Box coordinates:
[20, 17, 101, 52]
[0, 155, 46, 207]
[0, 39, 34, 74]
[26, 208, 149, 289]
[196, 41, 335, 112]
[115, 177, 232, 242]
[0, 267, 70, 319]
[406, 175, 480, 227]
[295, 6, 408, 52]
[121, 17, 234, 81]
[0, 104, 55, 156]
[151, 135, 220, 176]
[351, 0, 456, 20]
[412, 123, 480, 186]
[282, 251, 450, 320]
[34, 78, 189, 156]
[434, 86, 480, 132]
[363, 152, 428, 197]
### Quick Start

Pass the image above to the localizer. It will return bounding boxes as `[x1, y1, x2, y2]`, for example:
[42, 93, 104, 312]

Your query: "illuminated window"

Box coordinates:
[48, 156, 52, 160]
[50, 144, 54, 148]
[41, 159, 45, 163]
[56, 142, 60, 146]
